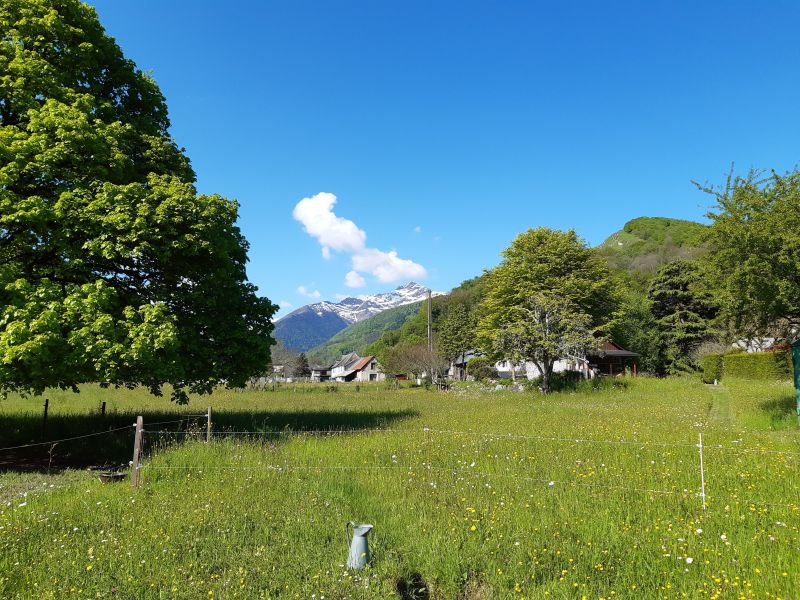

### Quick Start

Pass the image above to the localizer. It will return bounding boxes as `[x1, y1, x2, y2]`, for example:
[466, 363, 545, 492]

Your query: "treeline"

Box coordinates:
[367, 168, 800, 387]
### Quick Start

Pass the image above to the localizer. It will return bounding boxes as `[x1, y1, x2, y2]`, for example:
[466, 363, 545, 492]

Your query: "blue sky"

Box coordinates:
[88, 0, 800, 317]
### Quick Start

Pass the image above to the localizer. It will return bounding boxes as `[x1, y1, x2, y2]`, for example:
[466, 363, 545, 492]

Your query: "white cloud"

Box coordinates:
[413, 226, 422, 233]
[351, 248, 426, 283]
[345, 270, 366, 288]
[279, 300, 294, 309]
[293, 192, 427, 287]
[292, 192, 366, 256]
[297, 286, 321, 299]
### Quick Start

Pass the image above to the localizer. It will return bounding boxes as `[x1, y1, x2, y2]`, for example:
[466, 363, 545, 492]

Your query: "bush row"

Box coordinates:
[700, 351, 793, 383]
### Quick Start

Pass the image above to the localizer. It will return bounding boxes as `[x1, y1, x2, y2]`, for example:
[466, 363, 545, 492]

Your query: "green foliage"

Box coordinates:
[647, 260, 718, 374]
[598, 217, 707, 274]
[702, 169, 800, 340]
[307, 302, 421, 365]
[699, 354, 724, 383]
[722, 351, 793, 381]
[610, 286, 663, 374]
[367, 276, 487, 364]
[700, 351, 792, 381]
[438, 303, 475, 364]
[476, 228, 620, 392]
[0, 0, 276, 400]
[294, 353, 311, 378]
[465, 356, 497, 380]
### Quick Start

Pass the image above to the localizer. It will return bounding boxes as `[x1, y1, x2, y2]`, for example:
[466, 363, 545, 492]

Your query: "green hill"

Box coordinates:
[598, 216, 707, 273]
[306, 302, 423, 365]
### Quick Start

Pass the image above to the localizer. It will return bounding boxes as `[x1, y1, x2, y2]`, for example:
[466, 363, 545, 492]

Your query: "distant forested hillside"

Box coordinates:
[365, 276, 486, 362]
[598, 217, 707, 273]
[273, 307, 350, 352]
[307, 302, 423, 365]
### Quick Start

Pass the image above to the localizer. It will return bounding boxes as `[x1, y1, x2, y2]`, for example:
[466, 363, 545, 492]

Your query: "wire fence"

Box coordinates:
[3, 415, 798, 511]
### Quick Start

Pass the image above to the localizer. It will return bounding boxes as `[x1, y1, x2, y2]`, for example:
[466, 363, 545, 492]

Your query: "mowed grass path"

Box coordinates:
[0, 378, 798, 599]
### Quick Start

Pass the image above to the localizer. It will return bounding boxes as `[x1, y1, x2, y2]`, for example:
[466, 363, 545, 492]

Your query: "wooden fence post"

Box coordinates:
[42, 398, 49, 439]
[206, 407, 212, 443]
[100, 401, 106, 417]
[131, 416, 143, 488]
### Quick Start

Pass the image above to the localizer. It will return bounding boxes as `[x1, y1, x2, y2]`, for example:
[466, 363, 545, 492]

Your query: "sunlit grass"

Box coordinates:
[0, 378, 798, 598]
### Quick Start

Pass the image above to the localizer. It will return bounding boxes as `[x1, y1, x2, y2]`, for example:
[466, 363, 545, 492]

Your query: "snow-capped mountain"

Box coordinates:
[275, 282, 443, 351]
[327, 282, 443, 323]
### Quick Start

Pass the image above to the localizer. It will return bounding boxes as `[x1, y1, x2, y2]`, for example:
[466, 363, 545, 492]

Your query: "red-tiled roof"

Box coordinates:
[350, 356, 374, 372]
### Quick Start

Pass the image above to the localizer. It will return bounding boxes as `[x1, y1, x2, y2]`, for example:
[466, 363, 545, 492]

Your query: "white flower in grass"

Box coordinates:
[686, 557, 694, 564]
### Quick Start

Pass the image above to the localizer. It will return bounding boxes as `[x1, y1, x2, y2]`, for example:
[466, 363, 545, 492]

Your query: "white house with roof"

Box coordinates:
[330, 353, 386, 382]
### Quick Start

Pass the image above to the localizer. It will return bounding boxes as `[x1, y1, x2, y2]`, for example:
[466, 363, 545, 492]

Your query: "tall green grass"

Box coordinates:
[1, 378, 798, 598]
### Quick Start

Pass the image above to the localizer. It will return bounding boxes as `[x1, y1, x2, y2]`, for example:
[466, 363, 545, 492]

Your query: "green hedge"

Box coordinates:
[701, 351, 793, 382]
[699, 354, 723, 383]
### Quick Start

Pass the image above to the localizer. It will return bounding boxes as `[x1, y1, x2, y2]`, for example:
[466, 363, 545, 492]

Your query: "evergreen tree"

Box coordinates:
[294, 353, 311, 378]
[647, 261, 717, 373]
[438, 304, 475, 379]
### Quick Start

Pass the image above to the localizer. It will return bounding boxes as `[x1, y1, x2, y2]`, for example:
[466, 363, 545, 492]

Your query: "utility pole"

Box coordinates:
[427, 289, 433, 352]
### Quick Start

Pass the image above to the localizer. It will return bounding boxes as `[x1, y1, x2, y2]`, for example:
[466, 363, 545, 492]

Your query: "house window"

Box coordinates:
[370, 374, 377, 381]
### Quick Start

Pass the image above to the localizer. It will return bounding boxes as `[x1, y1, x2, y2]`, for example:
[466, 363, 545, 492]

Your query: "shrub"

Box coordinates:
[699, 354, 723, 383]
[722, 351, 792, 380]
[466, 357, 498, 381]
[523, 371, 631, 393]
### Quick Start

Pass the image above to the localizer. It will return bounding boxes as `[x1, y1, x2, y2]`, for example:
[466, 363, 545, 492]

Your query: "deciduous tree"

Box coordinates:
[700, 168, 800, 342]
[476, 228, 619, 393]
[0, 0, 276, 401]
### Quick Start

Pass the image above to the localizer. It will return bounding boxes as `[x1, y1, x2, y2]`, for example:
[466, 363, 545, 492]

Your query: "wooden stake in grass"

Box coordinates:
[131, 416, 143, 488]
[206, 407, 212, 443]
[698, 432, 707, 511]
[42, 398, 49, 439]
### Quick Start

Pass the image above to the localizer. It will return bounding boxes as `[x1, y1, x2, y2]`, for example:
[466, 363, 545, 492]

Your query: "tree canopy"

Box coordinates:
[647, 260, 717, 374]
[476, 228, 619, 392]
[701, 169, 800, 342]
[0, 0, 276, 401]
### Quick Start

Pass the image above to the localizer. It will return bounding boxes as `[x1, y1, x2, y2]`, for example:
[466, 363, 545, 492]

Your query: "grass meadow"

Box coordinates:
[0, 378, 798, 599]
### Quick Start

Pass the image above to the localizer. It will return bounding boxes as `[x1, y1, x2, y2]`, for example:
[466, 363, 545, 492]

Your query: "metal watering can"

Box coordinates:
[346, 522, 373, 569]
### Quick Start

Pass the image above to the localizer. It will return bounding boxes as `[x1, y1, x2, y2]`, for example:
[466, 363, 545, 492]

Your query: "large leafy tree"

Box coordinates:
[476, 228, 619, 393]
[647, 260, 717, 374]
[0, 0, 276, 401]
[700, 169, 800, 342]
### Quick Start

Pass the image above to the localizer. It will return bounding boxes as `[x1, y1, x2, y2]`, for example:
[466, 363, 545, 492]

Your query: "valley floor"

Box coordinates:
[0, 378, 798, 599]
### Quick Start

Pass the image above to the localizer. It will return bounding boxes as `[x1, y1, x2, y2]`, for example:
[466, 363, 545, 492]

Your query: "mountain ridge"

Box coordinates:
[274, 282, 443, 351]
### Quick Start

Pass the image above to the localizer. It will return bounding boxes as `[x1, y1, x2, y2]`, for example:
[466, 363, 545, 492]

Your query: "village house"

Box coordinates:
[448, 341, 639, 381]
[310, 365, 331, 382]
[330, 352, 386, 382]
[331, 352, 361, 380]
